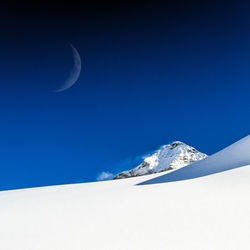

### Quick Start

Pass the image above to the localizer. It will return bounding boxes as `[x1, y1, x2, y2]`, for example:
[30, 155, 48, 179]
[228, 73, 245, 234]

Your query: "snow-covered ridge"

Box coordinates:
[113, 141, 207, 179]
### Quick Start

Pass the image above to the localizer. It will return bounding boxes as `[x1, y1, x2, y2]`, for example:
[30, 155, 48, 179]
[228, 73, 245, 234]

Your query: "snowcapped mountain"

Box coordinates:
[113, 141, 207, 179]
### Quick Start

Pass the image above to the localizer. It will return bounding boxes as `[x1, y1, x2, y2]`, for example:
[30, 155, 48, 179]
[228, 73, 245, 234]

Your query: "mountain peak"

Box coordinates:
[113, 141, 207, 179]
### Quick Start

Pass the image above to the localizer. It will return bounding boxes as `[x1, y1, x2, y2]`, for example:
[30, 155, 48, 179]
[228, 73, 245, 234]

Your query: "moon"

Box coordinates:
[55, 44, 81, 92]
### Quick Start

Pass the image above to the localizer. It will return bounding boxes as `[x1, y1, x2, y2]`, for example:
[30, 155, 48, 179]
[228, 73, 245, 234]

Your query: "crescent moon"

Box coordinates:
[55, 44, 81, 92]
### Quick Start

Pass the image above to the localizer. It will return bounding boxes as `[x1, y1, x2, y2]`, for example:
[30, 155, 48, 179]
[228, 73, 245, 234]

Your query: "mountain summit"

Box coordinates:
[113, 141, 207, 179]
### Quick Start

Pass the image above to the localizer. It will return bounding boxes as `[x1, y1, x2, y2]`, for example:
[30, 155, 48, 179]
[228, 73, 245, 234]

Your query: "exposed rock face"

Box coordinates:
[113, 141, 207, 179]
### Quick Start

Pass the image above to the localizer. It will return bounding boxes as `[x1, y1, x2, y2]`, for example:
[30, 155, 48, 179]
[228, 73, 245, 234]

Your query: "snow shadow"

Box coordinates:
[137, 160, 247, 185]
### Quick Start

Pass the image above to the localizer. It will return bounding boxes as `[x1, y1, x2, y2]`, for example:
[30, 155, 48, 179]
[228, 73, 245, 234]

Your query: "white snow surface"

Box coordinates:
[114, 141, 207, 179]
[1, 135, 250, 250]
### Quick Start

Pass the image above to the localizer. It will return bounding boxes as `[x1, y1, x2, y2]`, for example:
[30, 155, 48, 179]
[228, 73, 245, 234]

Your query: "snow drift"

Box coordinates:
[139, 135, 250, 185]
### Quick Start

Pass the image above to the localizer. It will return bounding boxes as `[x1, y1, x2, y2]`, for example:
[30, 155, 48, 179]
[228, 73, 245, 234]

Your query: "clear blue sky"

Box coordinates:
[0, 0, 249, 190]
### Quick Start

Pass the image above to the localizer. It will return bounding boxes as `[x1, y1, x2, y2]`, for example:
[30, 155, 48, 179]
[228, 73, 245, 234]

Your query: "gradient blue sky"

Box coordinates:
[0, 0, 249, 190]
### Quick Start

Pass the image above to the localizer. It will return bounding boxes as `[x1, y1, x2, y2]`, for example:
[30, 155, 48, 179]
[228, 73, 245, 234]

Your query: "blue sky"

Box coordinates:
[0, 0, 249, 190]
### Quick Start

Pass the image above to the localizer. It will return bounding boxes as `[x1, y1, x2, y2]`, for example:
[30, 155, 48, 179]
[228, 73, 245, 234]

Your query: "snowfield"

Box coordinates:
[0, 135, 250, 250]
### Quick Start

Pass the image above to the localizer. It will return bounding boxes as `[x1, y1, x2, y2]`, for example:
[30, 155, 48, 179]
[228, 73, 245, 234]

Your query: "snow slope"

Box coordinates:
[0, 135, 250, 250]
[114, 141, 207, 179]
[140, 134, 250, 184]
